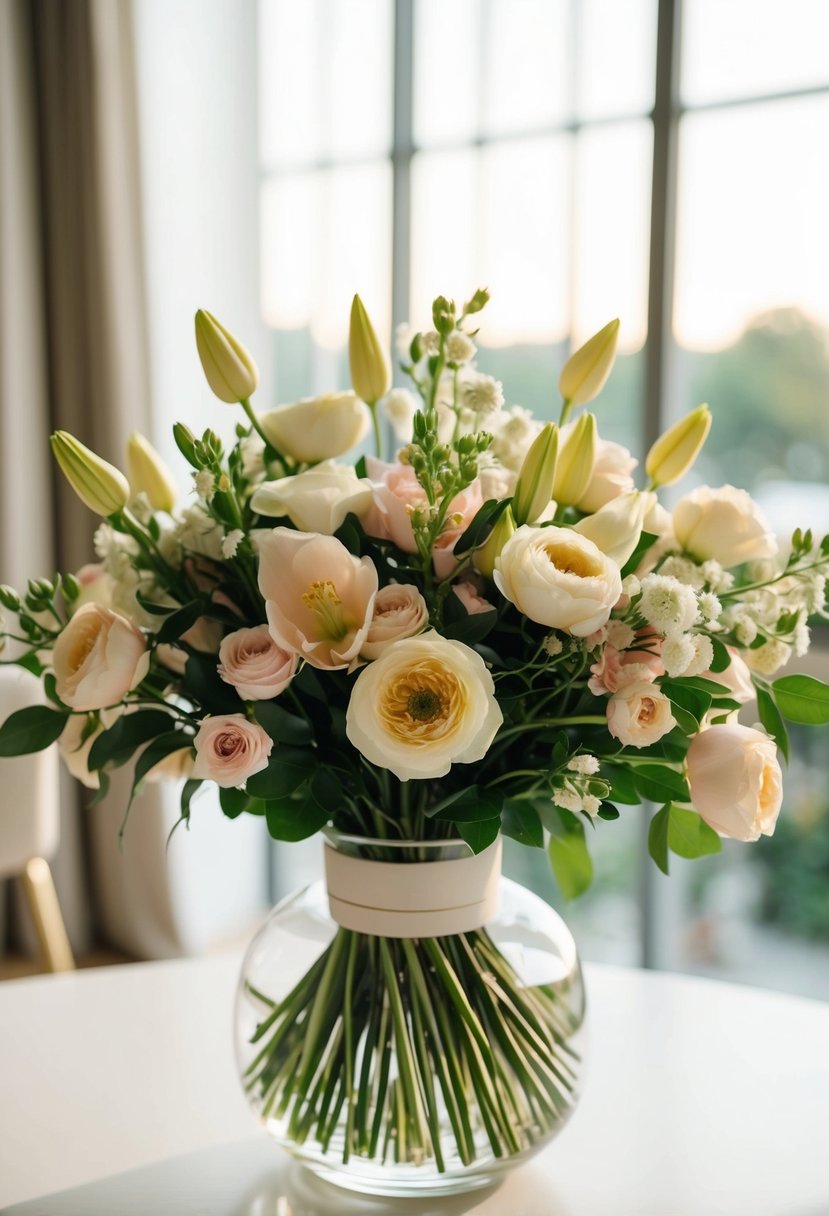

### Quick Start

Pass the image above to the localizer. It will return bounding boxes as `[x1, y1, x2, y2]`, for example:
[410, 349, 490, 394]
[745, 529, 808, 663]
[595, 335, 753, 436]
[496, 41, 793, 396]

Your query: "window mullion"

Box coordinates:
[391, 0, 415, 342]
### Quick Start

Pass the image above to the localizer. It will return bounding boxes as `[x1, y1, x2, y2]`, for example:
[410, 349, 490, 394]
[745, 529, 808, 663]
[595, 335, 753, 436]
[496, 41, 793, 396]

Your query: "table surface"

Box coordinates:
[1, 955, 827, 1215]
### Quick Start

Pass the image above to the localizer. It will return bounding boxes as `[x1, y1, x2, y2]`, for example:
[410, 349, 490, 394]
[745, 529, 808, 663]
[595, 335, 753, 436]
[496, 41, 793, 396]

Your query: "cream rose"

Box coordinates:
[576, 438, 638, 514]
[673, 485, 778, 568]
[192, 714, 273, 788]
[361, 585, 429, 660]
[53, 603, 149, 711]
[346, 633, 503, 781]
[73, 564, 114, 611]
[606, 681, 676, 747]
[260, 392, 370, 464]
[218, 625, 298, 700]
[258, 528, 378, 670]
[146, 747, 196, 783]
[686, 723, 782, 841]
[494, 526, 622, 636]
[251, 462, 373, 535]
[703, 647, 755, 705]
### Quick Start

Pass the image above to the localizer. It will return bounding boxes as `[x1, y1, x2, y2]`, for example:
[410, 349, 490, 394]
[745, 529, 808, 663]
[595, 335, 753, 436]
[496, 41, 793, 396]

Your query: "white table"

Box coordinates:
[1, 956, 828, 1215]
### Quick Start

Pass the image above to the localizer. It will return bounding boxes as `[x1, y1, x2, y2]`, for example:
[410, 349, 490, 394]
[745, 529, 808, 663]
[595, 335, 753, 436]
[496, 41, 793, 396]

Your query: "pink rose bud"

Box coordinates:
[192, 714, 273, 788]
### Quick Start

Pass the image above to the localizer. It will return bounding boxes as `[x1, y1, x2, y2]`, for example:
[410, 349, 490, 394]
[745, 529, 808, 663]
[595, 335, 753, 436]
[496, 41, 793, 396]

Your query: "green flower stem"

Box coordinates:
[494, 715, 607, 744]
[558, 397, 573, 426]
[369, 402, 383, 460]
[239, 396, 271, 448]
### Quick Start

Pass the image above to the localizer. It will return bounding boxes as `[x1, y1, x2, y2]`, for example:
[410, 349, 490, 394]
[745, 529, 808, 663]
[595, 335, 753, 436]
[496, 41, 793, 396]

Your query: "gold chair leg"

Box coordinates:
[20, 857, 75, 974]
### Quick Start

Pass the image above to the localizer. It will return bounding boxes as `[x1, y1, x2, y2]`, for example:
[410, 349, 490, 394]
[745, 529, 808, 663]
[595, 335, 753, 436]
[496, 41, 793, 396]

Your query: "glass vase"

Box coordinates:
[234, 833, 586, 1197]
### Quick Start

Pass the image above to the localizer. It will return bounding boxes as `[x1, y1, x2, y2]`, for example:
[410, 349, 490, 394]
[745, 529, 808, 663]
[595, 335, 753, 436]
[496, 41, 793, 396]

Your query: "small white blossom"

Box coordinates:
[744, 637, 792, 676]
[621, 574, 641, 599]
[461, 372, 504, 419]
[542, 634, 564, 657]
[606, 620, 636, 650]
[659, 555, 706, 590]
[420, 330, 440, 357]
[697, 592, 722, 623]
[239, 433, 266, 481]
[222, 529, 244, 559]
[734, 613, 759, 646]
[157, 528, 183, 568]
[661, 633, 697, 677]
[176, 505, 224, 559]
[382, 388, 418, 439]
[793, 618, 810, 657]
[639, 574, 699, 636]
[582, 794, 601, 818]
[446, 331, 476, 364]
[568, 754, 600, 776]
[194, 470, 215, 499]
[701, 561, 734, 592]
[804, 573, 826, 615]
[552, 787, 583, 813]
[685, 634, 715, 676]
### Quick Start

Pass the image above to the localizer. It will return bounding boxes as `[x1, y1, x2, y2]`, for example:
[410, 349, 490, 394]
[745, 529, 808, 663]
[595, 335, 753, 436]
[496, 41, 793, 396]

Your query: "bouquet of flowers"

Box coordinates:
[1, 289, 827, 1183]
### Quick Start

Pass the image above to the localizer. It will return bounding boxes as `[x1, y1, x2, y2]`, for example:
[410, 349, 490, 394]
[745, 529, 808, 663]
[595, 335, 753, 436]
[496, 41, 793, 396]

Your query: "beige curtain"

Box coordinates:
[0, 0, 153, 956]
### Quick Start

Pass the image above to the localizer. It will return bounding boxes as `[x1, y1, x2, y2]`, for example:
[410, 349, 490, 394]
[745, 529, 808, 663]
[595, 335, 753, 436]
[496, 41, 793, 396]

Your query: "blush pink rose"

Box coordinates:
[218, 625, 298, 699]
[53, 603, 149, 711]
[361, 584, 429, 660]
[452, 581, 496, 615]
[606, 681, 676, 747]
[192, 714, 273, 787]
[589, 630, 664, 695]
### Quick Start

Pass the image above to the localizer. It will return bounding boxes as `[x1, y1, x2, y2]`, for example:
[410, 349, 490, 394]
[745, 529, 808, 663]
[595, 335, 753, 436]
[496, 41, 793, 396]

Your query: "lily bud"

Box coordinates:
[645, 404, 712, 488]
[573, 490, 652, 566]
[349, 295, 391, 405]
[474, 507, 516, 579]
[50, 431, 130, 517]
[553, 412, 597, 507]
[512, 423, 559, 526]
[126, 433, 178, 512]
[559, 318, 620, 407]
[194, 309, 259, 403]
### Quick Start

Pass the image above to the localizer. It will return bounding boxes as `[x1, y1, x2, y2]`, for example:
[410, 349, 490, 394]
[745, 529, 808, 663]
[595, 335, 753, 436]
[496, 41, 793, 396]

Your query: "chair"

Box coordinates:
[0, 666, 74, 972]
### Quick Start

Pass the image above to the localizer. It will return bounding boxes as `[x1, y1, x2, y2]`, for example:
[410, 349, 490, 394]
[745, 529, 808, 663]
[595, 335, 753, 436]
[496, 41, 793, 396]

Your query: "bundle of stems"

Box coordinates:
[243, 925, 583, 1171]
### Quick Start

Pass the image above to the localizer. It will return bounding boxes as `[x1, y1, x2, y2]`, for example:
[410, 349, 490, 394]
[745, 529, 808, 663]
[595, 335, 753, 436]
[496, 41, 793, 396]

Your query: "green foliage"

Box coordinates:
[546, 809, 593, 899]
[772, 675, 829, 725]
[0, 704, 68, 756]
[648, 803, 722, 876]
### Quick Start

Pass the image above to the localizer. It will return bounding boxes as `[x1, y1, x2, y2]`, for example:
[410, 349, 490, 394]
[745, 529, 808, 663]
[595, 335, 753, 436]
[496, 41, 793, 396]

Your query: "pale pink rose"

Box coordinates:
[192, 714, 273, 788]
[257, 528, 378, 670]
[58, 714, 101, 789]
[182, 616, 224, 654]
[576, 438, 638, 514]
[687, 723, 782, 841]
[589, 628, 663, 695]
[606, 681, 676, 747]
[218, 625, 298, 699]
[452, 581, 495, 615]
[53, 603, 149, 711]
[361, 585, 429, 660]
[363, 459, 483, 576]
[702, 646, 755, 705]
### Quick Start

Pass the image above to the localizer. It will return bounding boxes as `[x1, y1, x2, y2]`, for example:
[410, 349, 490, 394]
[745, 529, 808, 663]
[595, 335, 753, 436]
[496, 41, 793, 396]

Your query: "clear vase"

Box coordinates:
[234, 834, 586, 1197]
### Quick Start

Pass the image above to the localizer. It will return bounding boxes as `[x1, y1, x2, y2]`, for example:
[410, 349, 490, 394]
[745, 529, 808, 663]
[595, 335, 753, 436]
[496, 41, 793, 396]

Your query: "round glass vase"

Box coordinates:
[234, 834, 586, 1198]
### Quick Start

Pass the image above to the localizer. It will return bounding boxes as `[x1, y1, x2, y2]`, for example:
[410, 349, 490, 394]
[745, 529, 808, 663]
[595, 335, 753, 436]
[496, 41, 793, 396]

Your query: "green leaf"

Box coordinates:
[660, 678, 712, 722]
[452, 497, 510, 556]
[620, 531, 658, 579]
[601, 764, 639, 805]
[756, 686, 790, 762]
[87, 709, 177, 771]
[500, 799, 544, 847]
[254, 700, 314, 746]
[133, 731, 193, 788]
[180, 779, 203, 822]
[155, 599, 206, 644]
[633, 764, 691, 805]
[264, 789, 329, 841]
[546, 809, 594, 899]
[709, 637, 731, 673]
[219, 786, 252, 819]
[597, 803, 620, 820]
[182, 651, 240, 715]
[457, 816, 501, 854]
[426, 785, 503, 822]
[666, 803, 722, 860]
[648, 805, 670, 875]
[245, 745, 316, 799]
[0, 705, 69, 756]
[772, 674, 829, 725]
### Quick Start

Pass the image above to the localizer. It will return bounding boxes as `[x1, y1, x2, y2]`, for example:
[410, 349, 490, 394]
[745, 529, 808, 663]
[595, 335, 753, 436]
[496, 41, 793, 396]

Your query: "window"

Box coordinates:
[257, 0, 829, 993]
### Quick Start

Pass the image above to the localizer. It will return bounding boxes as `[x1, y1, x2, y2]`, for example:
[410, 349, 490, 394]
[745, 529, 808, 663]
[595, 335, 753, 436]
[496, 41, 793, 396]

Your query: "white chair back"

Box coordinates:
[0, 665, 60, 880]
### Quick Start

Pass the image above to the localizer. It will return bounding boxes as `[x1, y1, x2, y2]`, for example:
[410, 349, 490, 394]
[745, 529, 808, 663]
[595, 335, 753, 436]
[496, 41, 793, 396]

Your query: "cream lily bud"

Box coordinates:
[349, 294, 390, 405]
[553, 412, 597, 507]
[474, 506, 516, 579]
[573, 490, 652, 566]
[194, 309, 259, 403]
[50, 431, 130, 517]
[645, 404, 712, 488]
[512, 423, 559, 526]
[126, 433, 178, 512]
[558, 319, 620, 407]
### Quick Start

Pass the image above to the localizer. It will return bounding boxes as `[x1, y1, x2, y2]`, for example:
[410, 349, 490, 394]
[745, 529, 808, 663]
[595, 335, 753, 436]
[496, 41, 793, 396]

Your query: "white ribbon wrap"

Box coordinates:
[324, 839, 503, 938]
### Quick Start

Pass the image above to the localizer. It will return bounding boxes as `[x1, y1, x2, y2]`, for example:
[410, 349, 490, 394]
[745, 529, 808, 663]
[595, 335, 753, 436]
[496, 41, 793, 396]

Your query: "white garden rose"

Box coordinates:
[673, 485, 778, 569]
[346, 633, 503, 781]
[52, 603, 149, 711]
[686, 723, 782, 841]
[251, 462, 373, 535]
[361, 584, 430, 660]
[606, 681, 676, 747]
[494, 526, 622, 637]
[260, 392, 370, 464]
